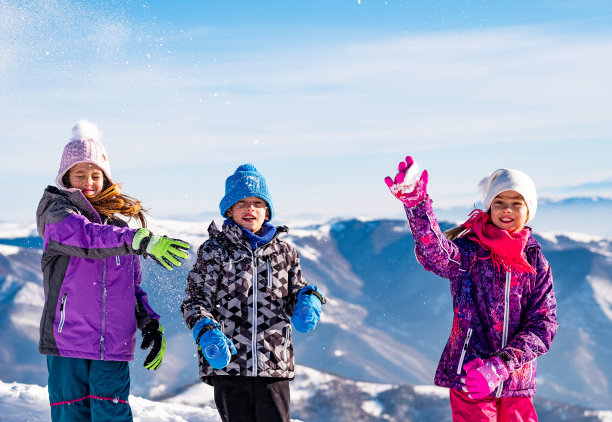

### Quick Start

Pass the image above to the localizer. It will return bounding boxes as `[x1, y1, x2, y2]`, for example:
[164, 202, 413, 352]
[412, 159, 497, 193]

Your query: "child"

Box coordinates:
[36, 120, 190, 422]
[182, 163, 326, 422]
[384, 156, 557, 422]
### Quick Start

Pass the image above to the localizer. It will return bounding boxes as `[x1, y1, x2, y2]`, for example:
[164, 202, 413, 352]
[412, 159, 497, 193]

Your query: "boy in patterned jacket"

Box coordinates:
[182, 164, 326, 422]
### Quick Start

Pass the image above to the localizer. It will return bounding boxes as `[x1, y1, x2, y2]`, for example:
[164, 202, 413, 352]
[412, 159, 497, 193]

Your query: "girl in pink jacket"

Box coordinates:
[385, 156, 557, 422]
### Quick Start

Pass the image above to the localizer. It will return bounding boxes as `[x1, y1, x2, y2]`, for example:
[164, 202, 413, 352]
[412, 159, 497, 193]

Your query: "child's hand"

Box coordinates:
[133, 228, 190, 270]
[384, 155, 429, 207]
[460, 356, 510, 399]
[141, 320, 166, 370]
[194, 319, 237, 370]
[291, 286, 326, 333]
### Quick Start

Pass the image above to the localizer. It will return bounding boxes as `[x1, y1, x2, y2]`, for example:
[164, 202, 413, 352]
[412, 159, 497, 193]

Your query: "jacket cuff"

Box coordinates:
[192, 318, 217, 342]
[132, 228, 151, 251]
[300, 286, 327, 304]
[493, 350, 514, 371]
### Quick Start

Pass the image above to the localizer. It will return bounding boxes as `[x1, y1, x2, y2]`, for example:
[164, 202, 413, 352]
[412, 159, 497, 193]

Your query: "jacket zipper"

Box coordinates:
[456, 327, 473, 375]
[283, 325, 291, 361]
[496, 271, 512, 398]
[101, 260, 107, 360]
[266, 259, 272, 288]
[251, 251, 259, 376]
[58, 294, 67, 333]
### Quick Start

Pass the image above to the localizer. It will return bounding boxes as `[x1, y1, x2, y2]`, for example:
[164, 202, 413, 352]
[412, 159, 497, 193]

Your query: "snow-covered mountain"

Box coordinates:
[435, 196, 612, 237]
[2, 367, 612, 422]
[285, 218, 612, 411]
[1, 196, 612, 419]
[166, 365, 612, 422]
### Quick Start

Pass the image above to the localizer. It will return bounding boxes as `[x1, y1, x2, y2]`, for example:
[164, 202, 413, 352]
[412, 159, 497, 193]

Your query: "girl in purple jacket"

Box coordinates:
[36, 120, 189, 422]
[385, 156, 557, 422]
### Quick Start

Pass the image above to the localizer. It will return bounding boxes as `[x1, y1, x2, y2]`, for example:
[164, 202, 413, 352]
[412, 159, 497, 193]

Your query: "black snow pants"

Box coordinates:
[211, 376, 290, 422]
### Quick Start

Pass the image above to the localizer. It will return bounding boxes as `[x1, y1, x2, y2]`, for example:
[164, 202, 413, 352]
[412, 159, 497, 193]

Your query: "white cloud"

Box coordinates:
[1, 3, 611, 219]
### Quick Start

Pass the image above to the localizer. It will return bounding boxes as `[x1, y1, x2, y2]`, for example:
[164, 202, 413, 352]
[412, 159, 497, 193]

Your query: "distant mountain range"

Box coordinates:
[1, 196, 611, 420]
[434, 195, 612, 237]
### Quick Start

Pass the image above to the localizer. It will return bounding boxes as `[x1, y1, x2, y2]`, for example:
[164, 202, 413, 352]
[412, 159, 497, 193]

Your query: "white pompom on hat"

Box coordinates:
[55, 120, 113, 189]
[478, 168, 538, 222]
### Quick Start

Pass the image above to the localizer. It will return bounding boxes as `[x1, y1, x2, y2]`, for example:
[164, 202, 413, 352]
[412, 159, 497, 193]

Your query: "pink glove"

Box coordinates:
[384, 156, 429, 207]
[461, 356, 510, 399]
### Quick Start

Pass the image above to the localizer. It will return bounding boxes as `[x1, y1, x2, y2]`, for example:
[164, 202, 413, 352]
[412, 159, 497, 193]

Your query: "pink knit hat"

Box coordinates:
[56, 120, 113, 189]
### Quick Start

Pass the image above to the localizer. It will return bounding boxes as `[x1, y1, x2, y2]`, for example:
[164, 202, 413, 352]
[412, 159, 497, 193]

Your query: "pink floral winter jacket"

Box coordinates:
[405, 198, 558, 398]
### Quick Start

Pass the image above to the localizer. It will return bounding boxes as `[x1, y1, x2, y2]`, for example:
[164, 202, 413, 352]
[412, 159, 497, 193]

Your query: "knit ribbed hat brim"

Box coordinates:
[219, 164, 274, 220]
[55, 120, 113, 189]
[478, 168, 538, 222]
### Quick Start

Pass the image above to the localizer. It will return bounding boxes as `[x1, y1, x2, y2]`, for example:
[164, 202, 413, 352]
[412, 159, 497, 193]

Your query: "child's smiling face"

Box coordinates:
[227, 196, 269, 233]
[490, 190, 528, 233]
[68, 162, 105, 197]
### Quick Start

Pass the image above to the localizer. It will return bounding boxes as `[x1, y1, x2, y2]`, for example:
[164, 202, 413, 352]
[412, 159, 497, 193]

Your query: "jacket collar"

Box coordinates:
[43, 185, 102, 223]
[206, 220, 288, 250]
[524, 227, 541, 250]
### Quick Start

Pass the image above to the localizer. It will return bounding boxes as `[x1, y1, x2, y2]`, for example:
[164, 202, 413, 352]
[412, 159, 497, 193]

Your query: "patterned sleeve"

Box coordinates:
[404, 197, 463, 283]
[181, 240, 222, 329]
[286, 244, 309, 315]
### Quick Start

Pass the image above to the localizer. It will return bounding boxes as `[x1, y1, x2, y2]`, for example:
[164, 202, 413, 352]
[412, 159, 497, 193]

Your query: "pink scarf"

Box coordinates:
[460, 209, 535, 274]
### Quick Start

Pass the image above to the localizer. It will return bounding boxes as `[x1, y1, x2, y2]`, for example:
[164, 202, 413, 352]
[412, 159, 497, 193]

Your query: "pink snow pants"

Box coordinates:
[449, 388, 538, 422]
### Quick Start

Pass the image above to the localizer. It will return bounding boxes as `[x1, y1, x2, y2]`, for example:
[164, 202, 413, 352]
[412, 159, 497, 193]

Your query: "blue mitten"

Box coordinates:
[193, 318, 237, 370]
[291, 286, 326, 333]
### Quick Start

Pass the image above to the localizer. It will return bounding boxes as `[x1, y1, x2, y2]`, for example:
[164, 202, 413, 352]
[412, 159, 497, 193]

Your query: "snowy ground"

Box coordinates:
[0, 380, 220, 422]
[3, 375, 612, 422]
[0, 380, 305, 422]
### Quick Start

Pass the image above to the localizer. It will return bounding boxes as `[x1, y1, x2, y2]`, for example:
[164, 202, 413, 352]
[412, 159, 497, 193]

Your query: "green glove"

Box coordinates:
[133, 228, 190, 270]
[141, 320, 166, 370]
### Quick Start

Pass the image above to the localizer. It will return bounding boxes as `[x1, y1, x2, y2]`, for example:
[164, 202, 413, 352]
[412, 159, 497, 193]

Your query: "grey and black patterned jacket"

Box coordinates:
[182, 221, 308, 382]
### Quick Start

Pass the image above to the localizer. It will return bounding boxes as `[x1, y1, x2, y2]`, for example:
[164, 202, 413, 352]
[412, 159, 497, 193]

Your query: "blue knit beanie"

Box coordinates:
[219, 164, 275, 220]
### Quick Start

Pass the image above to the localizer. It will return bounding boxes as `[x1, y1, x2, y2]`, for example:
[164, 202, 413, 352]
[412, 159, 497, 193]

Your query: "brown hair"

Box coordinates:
[444, 225, 467, 241]
[63, 173, 148, 227]
[88, 184, 148, 227]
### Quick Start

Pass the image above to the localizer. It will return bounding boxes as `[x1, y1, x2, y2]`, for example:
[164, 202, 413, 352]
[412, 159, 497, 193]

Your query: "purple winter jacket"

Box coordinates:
[405, 198, 557, 398]
[36, 186, 159, 361]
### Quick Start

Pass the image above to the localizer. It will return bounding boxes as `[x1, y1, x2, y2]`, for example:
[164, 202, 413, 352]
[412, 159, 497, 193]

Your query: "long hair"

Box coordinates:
[62, 173, 148, 227]
[89, 184, 148, 227]
[444, 225, 467, 241]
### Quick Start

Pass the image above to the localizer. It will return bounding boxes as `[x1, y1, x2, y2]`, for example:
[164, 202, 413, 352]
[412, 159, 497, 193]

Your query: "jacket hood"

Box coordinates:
[36, 186, 101, 237]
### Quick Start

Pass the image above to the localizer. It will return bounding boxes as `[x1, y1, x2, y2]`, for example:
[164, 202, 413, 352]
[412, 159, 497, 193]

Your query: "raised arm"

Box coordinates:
[384, 156, 462, 280]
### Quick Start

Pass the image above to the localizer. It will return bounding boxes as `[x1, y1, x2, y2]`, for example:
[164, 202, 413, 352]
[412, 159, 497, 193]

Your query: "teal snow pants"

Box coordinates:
[47, 356, 132, 422]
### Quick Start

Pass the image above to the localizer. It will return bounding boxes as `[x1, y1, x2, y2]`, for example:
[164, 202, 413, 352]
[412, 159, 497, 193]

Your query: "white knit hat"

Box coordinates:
[55, 120, 113, 189]
[478, 169, 538, 222]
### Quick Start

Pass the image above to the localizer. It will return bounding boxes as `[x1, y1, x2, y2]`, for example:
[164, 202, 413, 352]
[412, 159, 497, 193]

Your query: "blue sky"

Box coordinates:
[1, 0, 611, 224]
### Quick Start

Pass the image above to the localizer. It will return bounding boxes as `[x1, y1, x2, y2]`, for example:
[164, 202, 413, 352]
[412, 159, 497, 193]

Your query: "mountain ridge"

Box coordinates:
[1, 208, 611, 413]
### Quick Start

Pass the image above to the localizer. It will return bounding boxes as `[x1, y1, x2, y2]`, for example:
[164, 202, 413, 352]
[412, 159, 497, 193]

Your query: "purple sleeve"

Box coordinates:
[44, 212, 138, 259]
[499, 251, 558, 372]
[404, 197, 463, 282]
